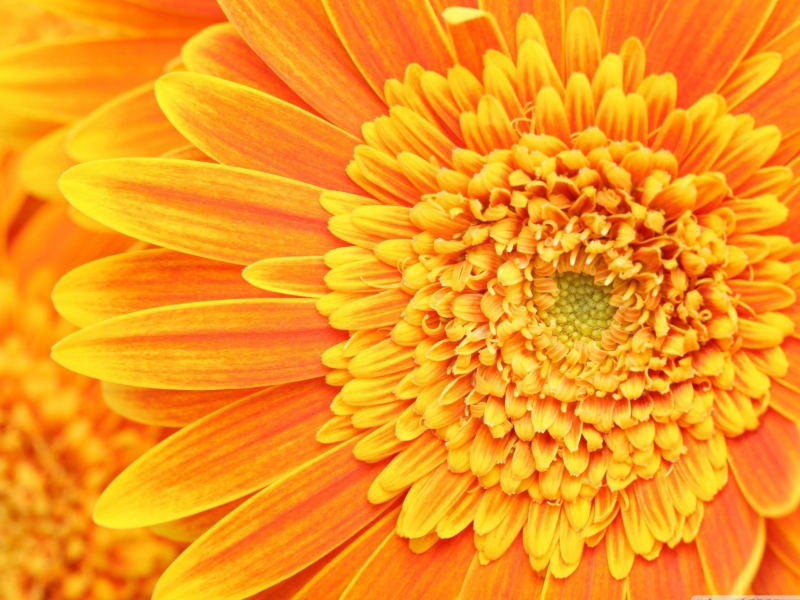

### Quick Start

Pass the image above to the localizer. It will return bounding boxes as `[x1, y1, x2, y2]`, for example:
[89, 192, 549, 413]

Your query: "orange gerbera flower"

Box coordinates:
[51, 1, 800, 598]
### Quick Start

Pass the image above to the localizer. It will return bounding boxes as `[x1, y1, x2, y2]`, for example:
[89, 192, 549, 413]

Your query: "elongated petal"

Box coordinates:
[340, 531, 475, 600]
[460, 536, 545, 599]
[95, 380, 335, 527]
[627, 543, 710, 599]
[181, 23, 317, 112]
[18, 125, 75, 202]
[66, 81, 186, 162]
[26, 0, 216, 31]
[102, 382, 263, 427]
[738, 24, 800, 136]
[645, 0, 774, 107]
[218, 0, 386, 135]
[52, 299, 346, 389]
[695, 477, 765, 594]
[155, 72, 362, 193]
[150, 494, 254, 542]
[727, 409, 800, 517]
[752, 547, 800, 594]
[153, 437, 389, 600]
[58, 158, 339, 265]
[600, 0, 667, 53]
[243, 257, 328, 298]
[129, 0, 225, 18]
[541, 538, 624, 600]
[53, 248, 276, 327]
[443, 7, 509, 78]
[322, 0, 453, 100]
[0, 36, 184, 122]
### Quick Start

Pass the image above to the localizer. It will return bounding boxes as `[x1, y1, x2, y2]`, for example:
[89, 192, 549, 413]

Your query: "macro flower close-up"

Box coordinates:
[4, 0, 800, 598]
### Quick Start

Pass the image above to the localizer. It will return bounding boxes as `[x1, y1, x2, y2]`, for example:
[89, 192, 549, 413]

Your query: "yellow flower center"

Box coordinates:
[315, 8, 794, 579]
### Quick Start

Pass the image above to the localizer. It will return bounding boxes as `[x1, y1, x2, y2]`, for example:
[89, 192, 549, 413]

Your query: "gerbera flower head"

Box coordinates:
[50, 1, 800, 598]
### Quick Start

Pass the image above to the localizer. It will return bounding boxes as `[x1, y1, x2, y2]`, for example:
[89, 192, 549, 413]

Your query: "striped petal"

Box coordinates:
[600, 0, 667, 53]
[738, 24, 800, 136]
[218, 0, 386, 135]
[58, 158, 339, 265]
[102, 382, 263, 427]
[53, 248, 276, 327]
[26, 0, 216, 31]
[243, 257, 328, 298]
[181, 23, 317, 112]
[150, 494, 253, 542]
[18, 125, 75, 202]
[644, 0, 774, 107]
[727, 408, 800, 517]
[129, 0, 225, 18]
[94, 380, 335, 528]
[695, 477, 765, 594]
[152, 437, 389, 600]
[443, 7, 510, 79]
[765, 508, 800, 575]
[51, 299, 346, 390]
[155, 71, 362, 193]
[460, 536, 545, 600]
[340, 531, 475, 600]
[0, 35, 184, 122]
[770, 380, 800, 422]
[627, 543, 710, 599]
[752, 547, 800, 594]
[541, 538, 624, 600]
[322, 0, 453, 100]
[66, 81, 187, 162]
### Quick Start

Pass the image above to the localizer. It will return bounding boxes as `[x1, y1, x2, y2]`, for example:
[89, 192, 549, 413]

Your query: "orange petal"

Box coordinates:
[290, 507, 401, 600]
[770, 380, 800, 422]
[8, 203, 132, 285]
[443, 7, 510, 79]
[27, 0, 216, 31]
[737, 24, 800, 137]
[94, 380, 335, 528]
[152, 436, 389, 600]
[18, 125, 74, 202]
[58, 158, 339, 265]
[53, 248, 277, 328]
[102, 382, 263, 427]
[460, 535, 545, 599]
[340, 531, 475, 600]
[0, 35, 185, 122]
[748, 0, 800, 55]
[600, 0, 666, 53]
[541, 537, 625, 599]
[323, 0, 453, 100]
[627, 543, 710, 599]
[155, 71, 362, 193]
[765, 506, 800, 573]
[727, 408, 800, 518]
[218, 0, 386, 135]
[66, 81, 187, 162]
[752, 546, 800, 593]
[150, 494, 254, 542]
[695, 476, 765, 594]
[51, 299, 346, 389]
[181, 23, 318, 112]
[644, 0, 774, 108]
[243, 256, 328, 298]
[475, 0, 529, 56]
[129, 0, 225, 18]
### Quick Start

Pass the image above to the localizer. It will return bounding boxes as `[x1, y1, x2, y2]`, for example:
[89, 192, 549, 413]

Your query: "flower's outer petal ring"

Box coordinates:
[94, 379, 336, 528]
[101, 382, 264, 427]
[540, 537, 625, 600]
[339, 530, 475, 600]
[66, 81, 187, 162]
[152, 436, 390, 600]
[737, 23, 800, 137]
[129, 0, 226, 18]
[51, 298, 347, 390]
[217, 0, 386, 135]
[644, 0, 776, 108]
[695, 476, 766, 595]
[0, 35, 186, 122]
[600, 0, 667, 54]
[727, 408, 800, 518]
[243, 256, 329, 298]
[52, 248, 278, 328]
[322, 0, 454, 100]
[150, 494, 255, 542]
[627, 543, 710, 599]
[460, 535, 546, 599]
[18, 125, 75, 202]
[58, 158, 341, 265]
[752, 547, 800, 593]
[23, 0, 218, 31]
[180, 23, 319, 113]
[155, 71, 363, 194]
